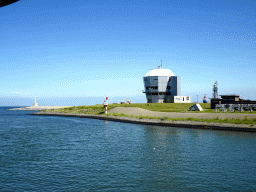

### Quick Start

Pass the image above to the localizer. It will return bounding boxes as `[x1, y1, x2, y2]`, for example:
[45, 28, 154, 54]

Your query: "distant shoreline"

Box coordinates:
[31, 111, 256, 132]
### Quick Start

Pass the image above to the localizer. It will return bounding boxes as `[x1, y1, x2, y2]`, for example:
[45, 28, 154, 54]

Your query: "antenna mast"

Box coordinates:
[158, 60, 163, 69]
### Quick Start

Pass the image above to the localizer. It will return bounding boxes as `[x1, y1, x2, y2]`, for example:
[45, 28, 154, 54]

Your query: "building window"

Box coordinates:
[176, 98, 181, 100]
[146, 87, 150, 90]
[159, 92, 166, 95]
[186, 97, 189, 100]
[146, 93, 152, 96]
[151, 86, 158, 90]
[166, 92, 171, 95]
[152, 93, 158, 95]
[167, 86, 171, 90]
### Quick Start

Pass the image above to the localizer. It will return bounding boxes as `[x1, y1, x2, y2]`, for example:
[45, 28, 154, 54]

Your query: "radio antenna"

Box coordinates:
[158, 60, 163, 69]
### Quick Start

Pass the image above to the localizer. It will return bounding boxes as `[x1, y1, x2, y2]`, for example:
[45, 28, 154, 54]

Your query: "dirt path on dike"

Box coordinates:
[108, 107, 256, 119]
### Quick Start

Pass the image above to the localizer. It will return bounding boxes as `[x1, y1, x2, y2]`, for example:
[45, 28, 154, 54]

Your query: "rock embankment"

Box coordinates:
[31, 111, 256, 132]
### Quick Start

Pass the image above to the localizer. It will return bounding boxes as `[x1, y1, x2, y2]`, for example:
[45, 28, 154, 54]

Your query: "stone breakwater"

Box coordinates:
[9, 107, 49, 111]
[31, 111, 256, 132]
[9, 106, 72, 111]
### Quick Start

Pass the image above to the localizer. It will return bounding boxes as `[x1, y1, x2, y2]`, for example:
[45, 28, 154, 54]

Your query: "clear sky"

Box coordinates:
[0, 0, 255, 106]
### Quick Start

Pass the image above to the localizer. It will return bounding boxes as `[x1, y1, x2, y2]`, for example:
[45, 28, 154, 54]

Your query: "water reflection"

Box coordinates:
[140, 125, 184, 190]
[140, 125, 256, 191]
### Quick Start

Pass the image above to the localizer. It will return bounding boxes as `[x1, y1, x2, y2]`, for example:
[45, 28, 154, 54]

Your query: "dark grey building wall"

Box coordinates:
[168, 76, 181, 96]
[143, 76, 181, 103]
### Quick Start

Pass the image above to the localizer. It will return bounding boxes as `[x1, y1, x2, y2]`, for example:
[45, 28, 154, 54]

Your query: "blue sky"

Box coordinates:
[0, 0, 255, 106]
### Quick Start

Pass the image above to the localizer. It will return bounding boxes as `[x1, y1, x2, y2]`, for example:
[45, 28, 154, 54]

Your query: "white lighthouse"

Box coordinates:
[33, 97, 38, 106]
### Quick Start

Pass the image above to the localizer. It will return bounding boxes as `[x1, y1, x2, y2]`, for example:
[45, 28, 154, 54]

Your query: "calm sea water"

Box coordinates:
[0, 107, 255, 191]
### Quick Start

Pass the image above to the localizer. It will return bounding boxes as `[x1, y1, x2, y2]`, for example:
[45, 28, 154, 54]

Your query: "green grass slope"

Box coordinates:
[46, 103, 256, 126]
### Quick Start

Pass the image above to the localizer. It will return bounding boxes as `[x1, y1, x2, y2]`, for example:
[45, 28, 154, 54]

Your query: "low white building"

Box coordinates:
[166, 96, 191, 103]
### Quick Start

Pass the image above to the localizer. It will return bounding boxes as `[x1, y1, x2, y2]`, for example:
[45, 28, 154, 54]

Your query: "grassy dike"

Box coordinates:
[45, 103, 256, 126]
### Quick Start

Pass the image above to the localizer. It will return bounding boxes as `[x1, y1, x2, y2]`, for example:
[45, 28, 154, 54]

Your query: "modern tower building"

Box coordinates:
[143, 65, 190, 103]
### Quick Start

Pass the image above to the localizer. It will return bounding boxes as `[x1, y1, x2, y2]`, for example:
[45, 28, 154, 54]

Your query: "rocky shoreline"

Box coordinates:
[31, 111, 256, 132]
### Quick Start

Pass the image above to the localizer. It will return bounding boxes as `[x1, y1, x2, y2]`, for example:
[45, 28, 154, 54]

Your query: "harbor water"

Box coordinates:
[0, 107, 255, 191]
